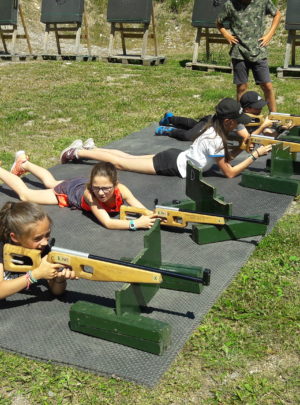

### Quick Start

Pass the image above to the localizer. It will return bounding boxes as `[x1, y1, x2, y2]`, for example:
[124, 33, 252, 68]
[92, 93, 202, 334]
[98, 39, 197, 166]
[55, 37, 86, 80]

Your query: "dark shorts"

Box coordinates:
[232, 58, 271, 85]
[153, 148, 182, 177]
[53, 177, 87, 209]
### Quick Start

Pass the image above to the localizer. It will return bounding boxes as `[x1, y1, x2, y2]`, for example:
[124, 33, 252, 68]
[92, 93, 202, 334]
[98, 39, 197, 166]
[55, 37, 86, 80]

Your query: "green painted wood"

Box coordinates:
[287, 126, 300, 137]
[132, 219, 162, 268]
[192, 217, 268, 245]
[70, 301, 171, 355]
[160, 263, 206, 293]
[241, 171, 300, 196]
[185, 162, 232, 215]
[241, 144, 300, 196]
[270, 144, 294, 177]
[115, 283, 160, 315]
[115, 220, 161, 316]
[266, 159, 300, 175]
[277, 135, 300, 143]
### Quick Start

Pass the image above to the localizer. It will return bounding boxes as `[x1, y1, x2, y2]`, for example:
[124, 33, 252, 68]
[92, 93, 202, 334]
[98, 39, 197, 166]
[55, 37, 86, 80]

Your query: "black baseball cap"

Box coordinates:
[215, 98, 252, 125]
[240, 91, 268, 109]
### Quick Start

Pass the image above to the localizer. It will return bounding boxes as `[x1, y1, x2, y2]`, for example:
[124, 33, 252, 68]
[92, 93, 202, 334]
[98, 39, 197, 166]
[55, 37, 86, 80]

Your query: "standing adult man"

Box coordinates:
[217, 0, 281, 112]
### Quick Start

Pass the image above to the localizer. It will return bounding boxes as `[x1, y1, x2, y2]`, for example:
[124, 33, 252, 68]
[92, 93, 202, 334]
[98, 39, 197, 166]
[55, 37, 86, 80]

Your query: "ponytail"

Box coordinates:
[0, 201, 52, 242]
[194, 115, 231, 162]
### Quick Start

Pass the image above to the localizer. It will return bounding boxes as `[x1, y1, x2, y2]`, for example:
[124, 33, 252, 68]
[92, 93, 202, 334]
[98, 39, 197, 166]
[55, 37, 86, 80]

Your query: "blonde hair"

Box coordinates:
[0, 201, 52, 243]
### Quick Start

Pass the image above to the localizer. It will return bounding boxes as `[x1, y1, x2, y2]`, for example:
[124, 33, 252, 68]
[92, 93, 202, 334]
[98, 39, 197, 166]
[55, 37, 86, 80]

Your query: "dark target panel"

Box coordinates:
[107, 0, 152, 23]
[192, 0, 229, 28]
[0, 0, 18, 25]
[40, 0, 84, 24]
[285, 0, 300, 30]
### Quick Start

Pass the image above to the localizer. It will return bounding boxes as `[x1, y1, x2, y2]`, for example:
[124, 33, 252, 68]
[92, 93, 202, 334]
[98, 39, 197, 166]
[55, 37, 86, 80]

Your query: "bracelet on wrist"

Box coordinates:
[129, 219, 137, 231]
[25, 271, 37, 290]
[29, 270, 38, 283]
[249, 153, 257, 161]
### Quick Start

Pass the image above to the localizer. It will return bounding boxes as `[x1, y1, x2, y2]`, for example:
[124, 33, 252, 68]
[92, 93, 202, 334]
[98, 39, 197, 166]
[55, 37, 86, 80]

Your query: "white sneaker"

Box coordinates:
[83, 138, 95, 150]
[68, 139, 83, 149]
[10, 150, 28, 176]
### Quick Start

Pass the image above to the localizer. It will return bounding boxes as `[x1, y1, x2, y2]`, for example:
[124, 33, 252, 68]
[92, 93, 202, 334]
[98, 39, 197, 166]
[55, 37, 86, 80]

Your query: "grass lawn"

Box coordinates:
[0, 45, 299, 404]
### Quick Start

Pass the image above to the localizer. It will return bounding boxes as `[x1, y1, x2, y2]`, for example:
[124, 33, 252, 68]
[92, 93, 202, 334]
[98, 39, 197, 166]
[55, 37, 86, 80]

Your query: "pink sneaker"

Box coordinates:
[10, 151, 28, 176]
[60, 140, 82, 164]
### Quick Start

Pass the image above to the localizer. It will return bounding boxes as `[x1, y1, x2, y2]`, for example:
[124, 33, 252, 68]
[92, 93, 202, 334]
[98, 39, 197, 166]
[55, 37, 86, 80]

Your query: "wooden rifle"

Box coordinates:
[120, 205, 270, 228]
[240, 133, 300, 153]
[246, 112, 300, 128]
[3, 244, 210, 285]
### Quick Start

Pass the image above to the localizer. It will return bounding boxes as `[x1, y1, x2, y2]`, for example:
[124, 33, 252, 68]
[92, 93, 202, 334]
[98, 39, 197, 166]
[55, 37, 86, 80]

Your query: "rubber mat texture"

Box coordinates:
[0, 124, 297, 386]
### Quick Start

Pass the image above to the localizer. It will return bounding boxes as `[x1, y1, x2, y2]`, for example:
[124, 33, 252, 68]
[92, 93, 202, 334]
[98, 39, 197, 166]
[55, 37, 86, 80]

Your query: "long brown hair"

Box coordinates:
[0, 201, 52, 243]
[87, 161, 118, 194]
[195, 115, 231, 162]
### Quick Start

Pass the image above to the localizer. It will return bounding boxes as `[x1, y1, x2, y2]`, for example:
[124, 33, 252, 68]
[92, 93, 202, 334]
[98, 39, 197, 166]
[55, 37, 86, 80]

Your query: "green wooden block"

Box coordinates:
[160, 263, 208, 293]
[185, 162, 232, 215]
[191, 218, 268, 245]
[241, 171, 300, 196]
[283, 126, 300, 137]
[115, 283, 160, 315]
[266, 159, 300, 175]
[69, 301, 171, 355]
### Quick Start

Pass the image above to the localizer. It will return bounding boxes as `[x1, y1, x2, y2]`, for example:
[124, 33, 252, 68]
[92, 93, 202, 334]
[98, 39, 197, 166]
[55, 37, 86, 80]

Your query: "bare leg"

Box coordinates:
[237, 83, 248, 101]
[22, 161, 62, 189]
[0, 167, 59, 204]
[260, 82, 276, 112]
[77, 149, 156, 174]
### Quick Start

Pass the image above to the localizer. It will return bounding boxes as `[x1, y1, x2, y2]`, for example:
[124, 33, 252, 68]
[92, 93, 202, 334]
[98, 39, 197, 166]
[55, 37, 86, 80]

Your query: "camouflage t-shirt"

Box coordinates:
[217, 0, 278, 62]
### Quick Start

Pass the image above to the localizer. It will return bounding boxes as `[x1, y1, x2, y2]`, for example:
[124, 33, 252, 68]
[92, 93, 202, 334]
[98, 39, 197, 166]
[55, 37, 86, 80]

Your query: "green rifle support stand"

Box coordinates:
[165, 162, 268, 245]
[69, 220, 210, 355]
[277, 126, 300, 143]
[241, 143, 300, 196]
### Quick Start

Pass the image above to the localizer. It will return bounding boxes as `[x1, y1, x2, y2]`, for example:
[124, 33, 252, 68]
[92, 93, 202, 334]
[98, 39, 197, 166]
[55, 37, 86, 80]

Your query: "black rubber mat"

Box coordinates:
[0, 124, 296, 386]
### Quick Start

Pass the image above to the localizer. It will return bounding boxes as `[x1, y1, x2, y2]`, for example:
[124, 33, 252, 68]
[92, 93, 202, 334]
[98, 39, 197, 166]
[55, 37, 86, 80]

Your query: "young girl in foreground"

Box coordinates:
[0, 159, 155, 231]
[60, 98, 272, 179]
[0, 201, 76, 299]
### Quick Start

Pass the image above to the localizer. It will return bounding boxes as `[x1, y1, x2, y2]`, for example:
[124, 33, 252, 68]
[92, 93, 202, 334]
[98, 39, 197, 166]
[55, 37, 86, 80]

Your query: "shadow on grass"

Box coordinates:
[179, 59, 191, 68]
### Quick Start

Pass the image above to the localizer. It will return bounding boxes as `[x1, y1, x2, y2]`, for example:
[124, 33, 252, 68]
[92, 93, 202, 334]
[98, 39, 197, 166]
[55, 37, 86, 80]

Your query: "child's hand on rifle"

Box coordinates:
[256, 144, 272, 157]
[55, 267, 77, 281]
[32, 256, 65, 281]
[262, 117, 273, 129]
[135, 213, 158, 229]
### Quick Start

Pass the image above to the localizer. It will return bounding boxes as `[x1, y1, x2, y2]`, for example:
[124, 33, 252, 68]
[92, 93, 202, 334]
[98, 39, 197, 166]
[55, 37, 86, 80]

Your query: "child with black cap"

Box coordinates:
[60, 98, 272, 179]
[155, 91, 272, 141]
